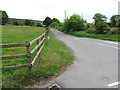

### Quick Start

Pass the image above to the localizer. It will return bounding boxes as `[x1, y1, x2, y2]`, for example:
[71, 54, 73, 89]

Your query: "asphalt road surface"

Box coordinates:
[41, 28, 118, 88]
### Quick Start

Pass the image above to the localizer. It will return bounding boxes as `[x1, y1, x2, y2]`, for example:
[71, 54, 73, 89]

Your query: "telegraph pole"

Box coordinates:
[64, 10, 66, 20]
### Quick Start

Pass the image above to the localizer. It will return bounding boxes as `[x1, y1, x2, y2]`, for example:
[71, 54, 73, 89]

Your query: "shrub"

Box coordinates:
[86, 25, 96, 34]
[51, 22, 63, 31]
[108, 27, 119, 34]
[103, 26, 111, 34]
[51, 22, 59, 28]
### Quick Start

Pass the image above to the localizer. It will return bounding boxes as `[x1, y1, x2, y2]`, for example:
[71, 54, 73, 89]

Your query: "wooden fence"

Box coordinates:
[0, 30, 49, 70]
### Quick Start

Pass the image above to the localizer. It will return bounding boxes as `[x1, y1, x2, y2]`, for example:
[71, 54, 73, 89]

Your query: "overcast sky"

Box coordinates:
[0, 0, 119, 23]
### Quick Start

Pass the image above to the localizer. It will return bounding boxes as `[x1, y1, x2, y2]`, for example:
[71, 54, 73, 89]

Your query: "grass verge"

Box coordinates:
[65, 31, 119, 42]
[2, 28, 74, 88]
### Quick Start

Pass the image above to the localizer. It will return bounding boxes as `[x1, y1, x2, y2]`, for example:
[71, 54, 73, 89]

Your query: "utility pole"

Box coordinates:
[118, 1, 120, 15]
[64, 10, 66, 20]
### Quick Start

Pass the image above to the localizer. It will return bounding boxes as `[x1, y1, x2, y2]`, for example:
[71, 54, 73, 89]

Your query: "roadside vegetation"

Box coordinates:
[2, 26, 73, 88]
[50, 13, 119, 42]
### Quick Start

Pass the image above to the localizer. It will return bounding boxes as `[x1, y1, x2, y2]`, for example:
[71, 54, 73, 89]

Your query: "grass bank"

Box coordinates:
[2, 26, 73, 88]
[65, 31, 119, 42]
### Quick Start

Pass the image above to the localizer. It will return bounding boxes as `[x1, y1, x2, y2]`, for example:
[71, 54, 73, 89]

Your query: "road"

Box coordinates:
[41, 28, 118, 88]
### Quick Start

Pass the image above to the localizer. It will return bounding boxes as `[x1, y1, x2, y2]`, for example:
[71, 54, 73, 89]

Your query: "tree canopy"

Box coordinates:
[0, 10, 9, 25]
[43, 17, 52, 27]
[62, 14, 86, 32]
[110, 15, 120, 27]
[93, 13, 108, 34]
[53, 18, 60, 23]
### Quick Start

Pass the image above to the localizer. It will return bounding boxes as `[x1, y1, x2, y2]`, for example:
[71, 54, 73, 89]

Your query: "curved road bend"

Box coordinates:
[41, 28, 118, 88]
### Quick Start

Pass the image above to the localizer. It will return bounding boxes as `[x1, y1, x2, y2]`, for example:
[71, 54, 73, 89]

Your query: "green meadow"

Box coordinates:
[2, 26, 73, 88]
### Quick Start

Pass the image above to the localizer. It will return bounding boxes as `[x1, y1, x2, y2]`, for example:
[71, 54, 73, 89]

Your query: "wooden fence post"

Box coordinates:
[37, 39, 40, 51]
[26, 43, 31, 69]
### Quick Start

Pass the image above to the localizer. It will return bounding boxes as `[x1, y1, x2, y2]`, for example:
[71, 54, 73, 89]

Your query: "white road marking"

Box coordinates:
[107, 81, 120, 87]
[74, 37, 78, 40]
[95, 43, 119, 49]
[103, 41, 118, 45]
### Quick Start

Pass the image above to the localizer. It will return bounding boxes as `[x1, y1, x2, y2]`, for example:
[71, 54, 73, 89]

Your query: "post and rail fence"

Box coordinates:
[0, 29, 49, 71]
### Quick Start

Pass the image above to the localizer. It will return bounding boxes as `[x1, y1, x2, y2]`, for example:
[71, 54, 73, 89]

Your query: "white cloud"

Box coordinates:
[0, 0, 119, 23]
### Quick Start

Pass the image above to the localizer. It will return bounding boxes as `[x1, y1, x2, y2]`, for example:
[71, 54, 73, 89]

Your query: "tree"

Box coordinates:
[53, 18, 60, 23]
[0, 10, 9, 25]
[93, 13, 108, 34]
[43, 17, 52, 27]
[110, 15, 120, 27]
[13, 21, 19, 25]
[24, 20, 31, 26]
[62, 14, 86, 32]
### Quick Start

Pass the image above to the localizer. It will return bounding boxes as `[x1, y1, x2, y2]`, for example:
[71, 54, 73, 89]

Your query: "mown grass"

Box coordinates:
[2, 26, 46, 67]
[2, 25, 45, 44]
[2, 26, 74, 88]
[65, 31, 119, 41]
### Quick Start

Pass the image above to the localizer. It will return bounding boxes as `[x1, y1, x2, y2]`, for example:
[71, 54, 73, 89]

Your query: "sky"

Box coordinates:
[0, 0, 119, 23]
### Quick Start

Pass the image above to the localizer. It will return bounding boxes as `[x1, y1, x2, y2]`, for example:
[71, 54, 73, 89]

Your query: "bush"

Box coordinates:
[62, 14, 86, 32]
[103, 26, 111, 34]
[51, 22, 63, 31]
[86, 25, 96, 34]
[51, 22, 59, 28]
[36, 23, 42, 27]
[108, 27, 118, 34]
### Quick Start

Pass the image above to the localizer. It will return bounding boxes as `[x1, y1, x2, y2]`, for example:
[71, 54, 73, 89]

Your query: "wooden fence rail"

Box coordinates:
[0, 30, 49, 70]
[0, 43, 29, 48]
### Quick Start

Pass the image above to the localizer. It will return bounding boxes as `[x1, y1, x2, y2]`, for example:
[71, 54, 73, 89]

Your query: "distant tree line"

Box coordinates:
[0, 10, 43, 27]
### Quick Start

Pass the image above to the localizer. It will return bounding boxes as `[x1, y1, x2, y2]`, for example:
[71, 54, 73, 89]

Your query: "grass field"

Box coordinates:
[2, 26, 45, 44]
[2, 26, 73, 88]
[2, 26, 46, 67]
[65, 31, 119, 42]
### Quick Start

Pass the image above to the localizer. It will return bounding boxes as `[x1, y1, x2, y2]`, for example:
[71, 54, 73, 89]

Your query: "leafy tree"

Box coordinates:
[24, 20, 31, 26]
[110, 15, 116, 27]
[13, 21, 19, 25]
[0, 10, 9, 25]
[43, 17, 52, 27]
[53, 18, 60, 23]
[62, 14, 86, 32]
[93, 13, 108, 34]
[110, 15, 120, 27]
